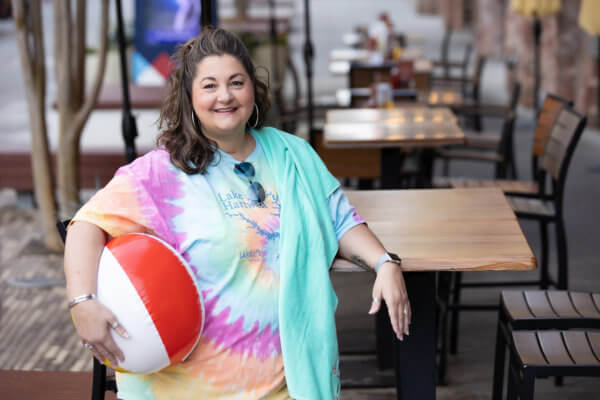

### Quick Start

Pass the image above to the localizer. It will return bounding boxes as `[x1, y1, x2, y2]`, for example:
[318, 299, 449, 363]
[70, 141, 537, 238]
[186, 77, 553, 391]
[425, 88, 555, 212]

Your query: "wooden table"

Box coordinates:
[335, 87, 463, 108]
[335, 188, 536, 400]
[329, 47, 433, 91]
[323, 107, 465, 187]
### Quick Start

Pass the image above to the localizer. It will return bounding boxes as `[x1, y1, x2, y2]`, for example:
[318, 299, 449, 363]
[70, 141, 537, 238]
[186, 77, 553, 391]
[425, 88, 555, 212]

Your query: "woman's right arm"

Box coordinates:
[64, 221, 128, 367]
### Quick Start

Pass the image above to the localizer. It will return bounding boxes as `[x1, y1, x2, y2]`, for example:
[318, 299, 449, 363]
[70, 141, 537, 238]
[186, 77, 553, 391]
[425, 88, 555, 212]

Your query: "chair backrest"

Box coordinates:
[531, 94, 573, 177]
[470, 55, 486, 99]
[460, 43, 473, 81]
[349, 63, 392, 88]
[55, 220, 116, 400]
[439, 28, 452, 77]
[541, 107, 587, 183]
[497, 82, 521, 146]
[532, 94, 573, 158]
[508, 81, 521, 112]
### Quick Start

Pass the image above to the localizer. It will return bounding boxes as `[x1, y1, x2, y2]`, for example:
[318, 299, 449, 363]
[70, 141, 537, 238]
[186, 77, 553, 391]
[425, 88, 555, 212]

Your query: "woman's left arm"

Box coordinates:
[337, 223, 411, 341]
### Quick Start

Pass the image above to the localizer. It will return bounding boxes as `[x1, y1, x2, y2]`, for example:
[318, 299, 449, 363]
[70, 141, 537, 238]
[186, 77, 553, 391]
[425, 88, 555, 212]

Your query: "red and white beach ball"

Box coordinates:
[96, 233, 204, 374]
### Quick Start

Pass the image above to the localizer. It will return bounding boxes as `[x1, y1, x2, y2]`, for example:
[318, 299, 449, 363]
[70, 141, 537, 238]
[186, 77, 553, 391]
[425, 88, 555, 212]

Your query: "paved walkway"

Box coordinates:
[0, 191, 91, 372]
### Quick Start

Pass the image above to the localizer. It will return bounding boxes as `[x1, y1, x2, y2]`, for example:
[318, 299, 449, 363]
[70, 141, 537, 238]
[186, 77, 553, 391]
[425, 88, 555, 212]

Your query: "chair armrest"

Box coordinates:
[435, 149, 504, 162]
[464, 134, 500, 150]
[506, 191, 552, 200]
[432, 60, 467, 69]
[504, 191, 539, 198]
[452, 104, 512, 119]
[430, 76, 474, 85]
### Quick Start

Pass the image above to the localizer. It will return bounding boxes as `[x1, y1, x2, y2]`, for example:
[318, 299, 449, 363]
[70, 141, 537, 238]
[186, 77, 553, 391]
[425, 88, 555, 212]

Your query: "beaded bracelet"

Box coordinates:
[68, 293, 97, 309]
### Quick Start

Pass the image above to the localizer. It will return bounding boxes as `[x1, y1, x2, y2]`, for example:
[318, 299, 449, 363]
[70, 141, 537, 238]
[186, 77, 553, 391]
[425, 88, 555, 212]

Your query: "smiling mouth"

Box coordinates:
[213, 107, 238, 113]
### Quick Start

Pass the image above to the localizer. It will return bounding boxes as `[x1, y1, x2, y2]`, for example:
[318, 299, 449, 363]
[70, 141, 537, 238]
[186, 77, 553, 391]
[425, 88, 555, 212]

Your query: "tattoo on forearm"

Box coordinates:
[350, 255, 372, 272]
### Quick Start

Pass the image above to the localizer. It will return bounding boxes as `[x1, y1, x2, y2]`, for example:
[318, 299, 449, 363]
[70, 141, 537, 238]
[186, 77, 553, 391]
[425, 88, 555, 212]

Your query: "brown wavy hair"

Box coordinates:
[157, 27, 271, 174]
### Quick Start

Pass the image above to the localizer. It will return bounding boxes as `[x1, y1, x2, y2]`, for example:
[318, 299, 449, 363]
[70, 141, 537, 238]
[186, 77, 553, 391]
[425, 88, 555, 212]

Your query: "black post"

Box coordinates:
[592, 37, 600, 174]
[269, 0, 282, 117]
[115, 0, 137, 163]
[201, 0, 213, 27]
[269, 0, 280, 85]
[269, 0, 284, 125]
[597, 37, 600, 130]
[533, 16, 542, 112]
[303, 0, 315, 146]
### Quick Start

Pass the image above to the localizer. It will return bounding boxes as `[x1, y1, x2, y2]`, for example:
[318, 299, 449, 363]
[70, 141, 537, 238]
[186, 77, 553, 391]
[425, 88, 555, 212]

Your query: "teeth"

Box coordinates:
[215, 108, 235, 112]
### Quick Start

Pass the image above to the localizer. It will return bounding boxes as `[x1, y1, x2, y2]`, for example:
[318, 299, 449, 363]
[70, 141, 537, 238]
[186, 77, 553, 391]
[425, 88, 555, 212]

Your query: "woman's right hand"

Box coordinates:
[70, 299, 129, 367]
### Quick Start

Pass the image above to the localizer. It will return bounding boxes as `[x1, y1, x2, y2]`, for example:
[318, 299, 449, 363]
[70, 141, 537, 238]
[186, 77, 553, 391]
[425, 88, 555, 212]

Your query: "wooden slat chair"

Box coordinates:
[507, 107, 587, 290]
[506, 330, 600, 400]
[430, 55, 486, 131]
[431, 29, 473, 81]
[434, 82, 521, 180]
[492, 290, 600, 400]
[433, 42, 473, 81]
[57, 220, 116, 400]
[436, 93, 572, 194]
[431, 28, 453, 78]
[436, 106, 588, 383]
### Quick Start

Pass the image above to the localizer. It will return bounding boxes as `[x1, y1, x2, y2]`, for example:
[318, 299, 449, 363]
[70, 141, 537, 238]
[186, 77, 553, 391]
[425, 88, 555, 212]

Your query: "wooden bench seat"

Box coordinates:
[0, 151, 135, 192]
[93, 84, 166, 110]
[0, 370, 116, 400]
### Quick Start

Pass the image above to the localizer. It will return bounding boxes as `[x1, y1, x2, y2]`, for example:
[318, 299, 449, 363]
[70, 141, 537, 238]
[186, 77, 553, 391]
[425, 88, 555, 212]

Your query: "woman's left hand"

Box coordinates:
[368, 262, 411, 340]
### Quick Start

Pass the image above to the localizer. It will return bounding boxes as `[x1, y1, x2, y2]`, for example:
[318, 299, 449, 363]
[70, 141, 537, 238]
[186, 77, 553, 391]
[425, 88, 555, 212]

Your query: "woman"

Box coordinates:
[64, 27, 410, 399]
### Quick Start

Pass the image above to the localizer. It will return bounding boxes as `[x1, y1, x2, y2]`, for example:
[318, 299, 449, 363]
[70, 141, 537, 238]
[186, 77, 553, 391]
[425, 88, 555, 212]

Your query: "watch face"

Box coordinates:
[389, 252, 402, 263]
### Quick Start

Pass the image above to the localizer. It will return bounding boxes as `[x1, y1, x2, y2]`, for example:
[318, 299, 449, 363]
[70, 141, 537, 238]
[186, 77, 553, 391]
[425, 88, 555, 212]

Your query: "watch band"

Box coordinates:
[374, 252, 402, 273]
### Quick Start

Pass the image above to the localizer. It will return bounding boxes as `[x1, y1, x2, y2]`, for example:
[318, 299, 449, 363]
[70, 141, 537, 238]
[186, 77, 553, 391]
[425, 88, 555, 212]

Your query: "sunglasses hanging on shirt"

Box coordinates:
[233, 162, 266, 205]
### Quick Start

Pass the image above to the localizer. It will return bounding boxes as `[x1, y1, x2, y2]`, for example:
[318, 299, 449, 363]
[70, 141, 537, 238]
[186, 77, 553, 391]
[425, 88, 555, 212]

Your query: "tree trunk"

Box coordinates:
[54, 0, 109, 218]
[11, 0, 62, 250]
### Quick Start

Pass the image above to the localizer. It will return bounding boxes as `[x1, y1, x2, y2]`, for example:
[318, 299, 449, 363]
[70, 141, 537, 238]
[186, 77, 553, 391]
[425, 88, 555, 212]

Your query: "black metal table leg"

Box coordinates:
[375, 302, 396, 369]
[394, 272, 437, 400]
[416, 148, 436, 188]
[375, 147, 407, 370]
[381, 148, 404, 189]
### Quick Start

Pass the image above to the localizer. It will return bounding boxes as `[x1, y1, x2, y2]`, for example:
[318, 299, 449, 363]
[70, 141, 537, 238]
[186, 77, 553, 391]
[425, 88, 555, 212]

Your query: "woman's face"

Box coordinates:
[191, 54, 255, 142]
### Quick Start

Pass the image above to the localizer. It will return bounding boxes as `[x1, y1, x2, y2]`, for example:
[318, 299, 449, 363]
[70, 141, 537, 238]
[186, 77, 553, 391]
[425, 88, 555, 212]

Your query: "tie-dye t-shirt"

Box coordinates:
[72, 137, 364, 400]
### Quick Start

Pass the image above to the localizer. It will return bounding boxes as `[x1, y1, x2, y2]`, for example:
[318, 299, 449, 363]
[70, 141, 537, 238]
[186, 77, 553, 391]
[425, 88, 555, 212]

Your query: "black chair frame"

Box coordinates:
[438, 82, 521, 180]
[57, 220, 116, 400]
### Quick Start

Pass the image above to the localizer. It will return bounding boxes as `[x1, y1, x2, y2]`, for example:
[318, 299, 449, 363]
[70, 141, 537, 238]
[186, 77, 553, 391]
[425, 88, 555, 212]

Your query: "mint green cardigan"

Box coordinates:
[252, 127, 342, 399]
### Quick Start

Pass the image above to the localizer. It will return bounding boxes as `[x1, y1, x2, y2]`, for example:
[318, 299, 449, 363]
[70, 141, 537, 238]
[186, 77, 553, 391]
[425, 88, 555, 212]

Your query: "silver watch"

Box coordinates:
[374, 252, 402, 273]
